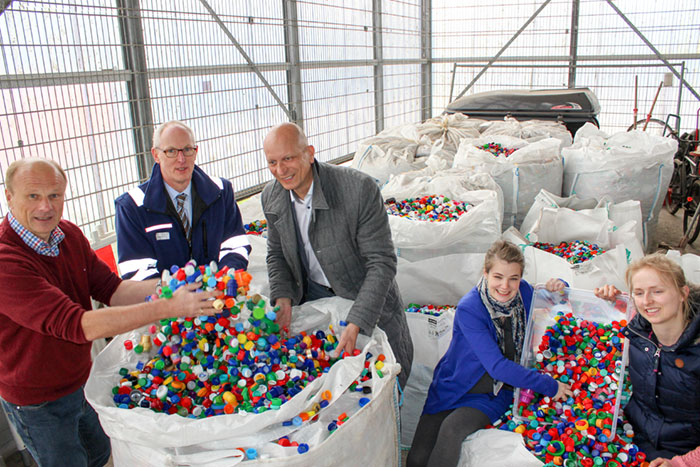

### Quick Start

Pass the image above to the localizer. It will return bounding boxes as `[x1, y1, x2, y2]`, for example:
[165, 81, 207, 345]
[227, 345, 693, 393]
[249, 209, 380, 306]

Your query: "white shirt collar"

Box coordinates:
[164, 181, 192, 201]
[290, 181, 314, 205]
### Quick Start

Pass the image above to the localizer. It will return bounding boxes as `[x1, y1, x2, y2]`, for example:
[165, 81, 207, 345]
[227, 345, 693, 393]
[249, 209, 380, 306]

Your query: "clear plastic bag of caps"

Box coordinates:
[513, 286, 634, 436]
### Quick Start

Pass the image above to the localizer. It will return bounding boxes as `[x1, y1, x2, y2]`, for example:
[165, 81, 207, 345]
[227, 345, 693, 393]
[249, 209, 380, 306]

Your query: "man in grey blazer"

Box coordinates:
[261, 123, 412, 388]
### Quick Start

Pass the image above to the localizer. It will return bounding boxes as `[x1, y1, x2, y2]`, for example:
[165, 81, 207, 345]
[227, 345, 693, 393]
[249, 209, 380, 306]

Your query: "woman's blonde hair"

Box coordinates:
[626, 253, 698, 324]
[484, 240, 525, 275]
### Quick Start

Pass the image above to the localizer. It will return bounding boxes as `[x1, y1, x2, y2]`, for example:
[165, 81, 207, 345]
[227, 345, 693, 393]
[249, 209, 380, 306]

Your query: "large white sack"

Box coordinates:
[520, 120, 573, 148]
[415, 113, 483, 153]
[232, 193, 269, 295]
[238, 193, 265, 225]
[382, 171, 502, 260]
[480, 117, 572, 148]
[521, 190, 645, 250]
[520, 189, 599, 235]
[606, 199, 645, 247]
[666, 250, 700, 285]
[424, 139, 457, 172]
[503, 227, 635, 291]
[562, 123, 677, 250]
[458, 429, 542, 467]
[395, 253, 486, 448]
[454, 136, 563, 230]
[351, 136, 423, 185]
[396, 253, 486, 306]
[383, 168, 504, 212]
[380, 114, 484, 153]
[528, 208, 644, 259]
[400, 311, 455, 449]
[246, 235, 269, 297]
[86, 297, 399, 466]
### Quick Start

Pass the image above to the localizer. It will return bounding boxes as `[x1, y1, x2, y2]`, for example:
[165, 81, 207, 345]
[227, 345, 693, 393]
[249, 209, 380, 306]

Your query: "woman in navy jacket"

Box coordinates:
[407, 240, 572, 467]
[595, 254, 700, 465]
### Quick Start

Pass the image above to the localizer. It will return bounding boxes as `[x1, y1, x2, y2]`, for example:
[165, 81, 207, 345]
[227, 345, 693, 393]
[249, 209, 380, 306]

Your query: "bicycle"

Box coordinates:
[664, 110, 700, 245]
[627, 114, 680, 142]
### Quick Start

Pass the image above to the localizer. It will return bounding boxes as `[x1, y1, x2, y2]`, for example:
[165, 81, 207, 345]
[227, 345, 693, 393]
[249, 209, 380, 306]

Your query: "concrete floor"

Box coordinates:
[654, 206, 700, 255]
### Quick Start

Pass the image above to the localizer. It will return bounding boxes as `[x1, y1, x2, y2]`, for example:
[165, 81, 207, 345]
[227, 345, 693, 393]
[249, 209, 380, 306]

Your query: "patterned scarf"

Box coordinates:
[477, 276, 526, 365]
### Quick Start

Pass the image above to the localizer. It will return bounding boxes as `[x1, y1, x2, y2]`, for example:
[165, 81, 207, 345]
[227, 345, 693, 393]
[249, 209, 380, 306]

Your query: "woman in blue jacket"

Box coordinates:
[595, 254, 700, 465]
[407, 240, 572, 467]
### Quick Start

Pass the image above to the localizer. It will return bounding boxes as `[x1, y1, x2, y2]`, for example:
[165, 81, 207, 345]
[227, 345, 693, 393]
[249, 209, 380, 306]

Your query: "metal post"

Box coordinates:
[448, 62, 457, 103]
[676, 62, 685, 133]
[282, 0, 304, 126]
[117, 0, 155, 182]
[420, 0, 432, 122]
[372, 0, 384, 134]
[453, 0, 552, 101]
[567, 0, 580, 88]
[0, 0, 13, 16]
[604, 0, 700, 102]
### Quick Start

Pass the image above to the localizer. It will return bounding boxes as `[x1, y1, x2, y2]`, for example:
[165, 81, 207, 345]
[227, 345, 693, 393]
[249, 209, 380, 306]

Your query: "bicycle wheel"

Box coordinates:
[627, 118, 680, 142]
[665, 158, 684, 214]
[682, 179, 700, 244]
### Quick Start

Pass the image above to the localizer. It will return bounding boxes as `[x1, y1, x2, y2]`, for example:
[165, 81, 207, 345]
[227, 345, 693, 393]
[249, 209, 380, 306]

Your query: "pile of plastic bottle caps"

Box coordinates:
[385, 195, 471, 222]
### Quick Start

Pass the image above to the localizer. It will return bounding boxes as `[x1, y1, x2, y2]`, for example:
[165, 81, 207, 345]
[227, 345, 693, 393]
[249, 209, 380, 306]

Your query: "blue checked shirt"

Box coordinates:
[8, 212, 65, 257]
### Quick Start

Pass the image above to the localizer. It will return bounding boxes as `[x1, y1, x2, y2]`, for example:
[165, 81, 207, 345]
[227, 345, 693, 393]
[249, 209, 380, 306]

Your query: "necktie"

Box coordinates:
[175, 193, 191, 240]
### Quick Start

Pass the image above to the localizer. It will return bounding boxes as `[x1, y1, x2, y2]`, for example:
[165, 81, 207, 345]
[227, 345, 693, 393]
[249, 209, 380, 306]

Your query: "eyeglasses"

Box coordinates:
[157, 146, 198, 158]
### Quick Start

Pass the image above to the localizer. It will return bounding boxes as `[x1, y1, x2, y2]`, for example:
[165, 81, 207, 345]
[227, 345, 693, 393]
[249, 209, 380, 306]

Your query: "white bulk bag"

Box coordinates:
[525, 207, 644, 260]
[424, 139, 458, 172]
[502, 227, 634, 291]
[562, 124, 677, 250]
[416, 113, 484, 153]
[86, 297, 400, 466]
[458, 429, 542, 467]
[453, 135, 563, 230]
[395, 253, 486, 447]
[379, 114, 484, 154]
[520, 189, 599, 235]
[246, 235, 269, 297]
[666, 250, 700, 285]
[235, 193, 269, 295]
[351, 136, 423, 186]
[520, 120, 573, 148]
[521, 190, 645, 250]
[480, 117, 572, 148]
[382, 171, 503, 260]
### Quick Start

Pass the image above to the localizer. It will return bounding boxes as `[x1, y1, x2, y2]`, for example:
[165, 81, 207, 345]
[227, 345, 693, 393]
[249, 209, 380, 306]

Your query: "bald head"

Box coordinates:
[263, 123, 316, 199]
[263, 122, 308, 154]
[5, 158, 67, 241]
[6, 158, 66, 195]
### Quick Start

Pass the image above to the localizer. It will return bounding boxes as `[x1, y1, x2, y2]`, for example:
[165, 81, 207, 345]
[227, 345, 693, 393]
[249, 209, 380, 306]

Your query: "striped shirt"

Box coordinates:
[8, 212, 65, 257]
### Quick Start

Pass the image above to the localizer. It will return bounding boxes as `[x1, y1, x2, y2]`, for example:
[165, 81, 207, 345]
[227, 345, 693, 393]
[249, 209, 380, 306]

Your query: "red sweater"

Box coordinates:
[0, 218, 122, 405]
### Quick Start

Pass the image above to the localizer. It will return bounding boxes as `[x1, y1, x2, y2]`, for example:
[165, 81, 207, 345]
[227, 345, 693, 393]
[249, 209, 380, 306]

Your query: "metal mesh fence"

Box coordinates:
[1, 0, 699, 243]
[434, 0, 700, 134]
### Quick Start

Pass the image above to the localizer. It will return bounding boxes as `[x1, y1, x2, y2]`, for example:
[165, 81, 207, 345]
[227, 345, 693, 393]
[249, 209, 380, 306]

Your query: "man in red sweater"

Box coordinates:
[0, 158, 219, 466]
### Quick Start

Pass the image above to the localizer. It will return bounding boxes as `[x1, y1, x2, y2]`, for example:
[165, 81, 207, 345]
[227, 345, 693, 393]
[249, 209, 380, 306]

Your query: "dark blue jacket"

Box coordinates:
[621, 303, 700, 458]
[115, 164, 250, 280]
[423, 280, 558, 415]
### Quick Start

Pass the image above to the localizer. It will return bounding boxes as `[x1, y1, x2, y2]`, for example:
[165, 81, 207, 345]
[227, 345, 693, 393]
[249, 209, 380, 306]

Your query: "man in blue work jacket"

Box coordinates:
[115, 120, 250, 280]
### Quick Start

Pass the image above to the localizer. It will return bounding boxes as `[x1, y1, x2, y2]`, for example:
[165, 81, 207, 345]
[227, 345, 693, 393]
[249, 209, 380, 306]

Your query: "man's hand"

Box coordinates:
[335, 323, 361, 358]
[275, 297, 293, 332]
[168, 283, 218, 317]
